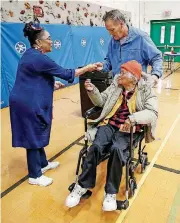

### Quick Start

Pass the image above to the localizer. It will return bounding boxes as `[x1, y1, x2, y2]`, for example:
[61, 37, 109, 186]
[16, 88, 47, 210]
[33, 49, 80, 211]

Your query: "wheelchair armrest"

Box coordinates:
[130, 126, 146, 149]
[85, 106, 102, 119]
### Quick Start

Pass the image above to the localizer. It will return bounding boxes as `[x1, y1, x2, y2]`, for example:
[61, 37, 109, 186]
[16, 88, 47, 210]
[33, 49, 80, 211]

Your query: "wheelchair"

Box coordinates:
[68, 106, 149, 210]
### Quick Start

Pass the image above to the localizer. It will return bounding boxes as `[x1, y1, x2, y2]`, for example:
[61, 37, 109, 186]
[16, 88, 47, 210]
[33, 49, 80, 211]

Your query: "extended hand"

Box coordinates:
[121, 119, 132, 132]
[94, 62, 103, 71]
[84, 79, 95, 92]
[54, 81, 65, 90]
[75, 64, 97, 77]
[85, 63, 98, 72]
[147, 75, 159, 87]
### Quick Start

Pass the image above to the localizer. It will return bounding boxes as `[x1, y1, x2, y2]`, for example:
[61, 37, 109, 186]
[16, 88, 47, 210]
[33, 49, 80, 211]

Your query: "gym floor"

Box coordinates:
[1, 64, 180, 223]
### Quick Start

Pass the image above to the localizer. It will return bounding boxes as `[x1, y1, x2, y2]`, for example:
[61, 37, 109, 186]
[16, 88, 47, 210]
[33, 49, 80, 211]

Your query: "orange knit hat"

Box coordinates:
[121, 60, 142, 80]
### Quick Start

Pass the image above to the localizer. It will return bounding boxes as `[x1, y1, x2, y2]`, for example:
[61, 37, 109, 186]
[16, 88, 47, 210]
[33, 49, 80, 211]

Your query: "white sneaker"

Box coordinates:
[65, 184, 87, 208]
[102, 193, 117, 211]
[28, 175, 53, 186]
[41, 161, 60, 173]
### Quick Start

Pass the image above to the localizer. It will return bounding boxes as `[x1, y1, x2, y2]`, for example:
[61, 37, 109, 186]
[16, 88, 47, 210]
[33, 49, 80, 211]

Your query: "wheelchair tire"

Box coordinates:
[129, 178, 137, 198]
[141, 156, 148, 173]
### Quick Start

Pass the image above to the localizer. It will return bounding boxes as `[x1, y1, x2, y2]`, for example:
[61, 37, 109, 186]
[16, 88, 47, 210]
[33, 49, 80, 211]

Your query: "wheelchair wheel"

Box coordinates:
[129, 162, 135, 176]
[129, 178, 137, 198]
[141, 155, 148, 173]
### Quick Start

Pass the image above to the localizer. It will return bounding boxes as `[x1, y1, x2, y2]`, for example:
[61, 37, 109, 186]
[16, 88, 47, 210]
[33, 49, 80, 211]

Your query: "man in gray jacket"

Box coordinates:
[65, 60, 158, 211]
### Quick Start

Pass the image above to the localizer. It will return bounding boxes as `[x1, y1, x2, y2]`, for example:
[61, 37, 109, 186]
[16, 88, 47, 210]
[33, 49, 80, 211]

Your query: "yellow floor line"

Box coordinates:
[115, 114, 180, 223]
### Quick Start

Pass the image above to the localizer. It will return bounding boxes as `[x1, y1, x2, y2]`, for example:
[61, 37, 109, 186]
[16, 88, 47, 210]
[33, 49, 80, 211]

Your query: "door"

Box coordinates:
[150, 19, 180, 62]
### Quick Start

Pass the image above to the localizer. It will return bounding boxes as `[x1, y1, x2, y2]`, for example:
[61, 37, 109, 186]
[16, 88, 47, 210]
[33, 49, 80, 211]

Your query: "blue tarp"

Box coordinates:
[1, 22, 110, 108]
[91, 27, 111, 62]
[1, 69, 9, 108]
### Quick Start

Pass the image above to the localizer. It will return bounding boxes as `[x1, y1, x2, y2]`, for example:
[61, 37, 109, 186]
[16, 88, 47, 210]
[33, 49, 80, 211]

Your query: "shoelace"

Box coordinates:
[71, 185, 84, 196]
[105, 194, 116, 202]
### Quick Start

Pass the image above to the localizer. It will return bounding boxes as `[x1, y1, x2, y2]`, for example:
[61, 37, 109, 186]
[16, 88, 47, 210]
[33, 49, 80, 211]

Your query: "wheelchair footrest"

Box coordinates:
[116, 200, 129, 210]
[81, 190, 92, 199]
[68, 182, 76, 192]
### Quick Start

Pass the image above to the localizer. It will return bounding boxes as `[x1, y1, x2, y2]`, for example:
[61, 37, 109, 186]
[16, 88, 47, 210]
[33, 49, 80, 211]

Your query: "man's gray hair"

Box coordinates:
[103, 10, 126, 23]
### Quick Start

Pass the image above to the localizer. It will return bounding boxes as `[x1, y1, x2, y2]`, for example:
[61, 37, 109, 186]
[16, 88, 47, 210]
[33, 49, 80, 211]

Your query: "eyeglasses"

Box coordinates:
[120, 71, 132, 78]
[121, 71, 129, 76]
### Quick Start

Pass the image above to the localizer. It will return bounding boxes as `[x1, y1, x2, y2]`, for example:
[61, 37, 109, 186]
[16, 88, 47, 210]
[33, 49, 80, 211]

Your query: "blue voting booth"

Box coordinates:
[1, 23, 110, 108]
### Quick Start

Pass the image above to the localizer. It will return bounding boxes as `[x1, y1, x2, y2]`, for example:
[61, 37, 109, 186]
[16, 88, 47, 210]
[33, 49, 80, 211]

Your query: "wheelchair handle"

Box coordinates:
[84, 106, 102, 133]
[84, 106, 102, 119]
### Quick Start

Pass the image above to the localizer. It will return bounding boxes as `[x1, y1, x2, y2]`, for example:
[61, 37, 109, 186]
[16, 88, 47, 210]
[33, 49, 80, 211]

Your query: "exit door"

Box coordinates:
[150, 19, 180, 62]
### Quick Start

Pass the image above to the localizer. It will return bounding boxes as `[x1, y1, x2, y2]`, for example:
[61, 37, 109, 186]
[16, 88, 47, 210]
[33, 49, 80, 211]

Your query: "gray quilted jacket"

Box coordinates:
[86, 73, 158, 143]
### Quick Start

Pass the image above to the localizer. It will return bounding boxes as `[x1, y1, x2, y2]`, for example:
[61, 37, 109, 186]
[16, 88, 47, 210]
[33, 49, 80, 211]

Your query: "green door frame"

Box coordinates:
[150, 18, 180, 62]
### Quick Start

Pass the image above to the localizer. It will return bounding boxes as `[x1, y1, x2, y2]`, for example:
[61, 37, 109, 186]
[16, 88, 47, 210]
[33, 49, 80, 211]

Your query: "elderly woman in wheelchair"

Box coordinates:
[65, 60, 158, 211]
